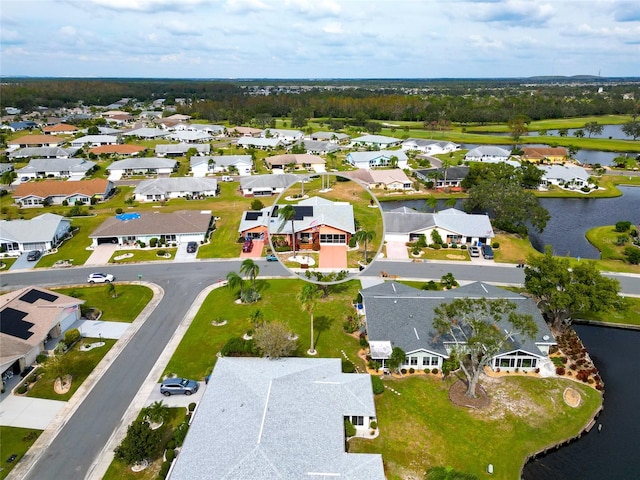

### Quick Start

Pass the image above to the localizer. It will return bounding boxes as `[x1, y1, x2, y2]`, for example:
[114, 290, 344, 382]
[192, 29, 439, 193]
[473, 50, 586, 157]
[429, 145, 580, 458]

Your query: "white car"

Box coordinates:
[87, 273, 115, 283]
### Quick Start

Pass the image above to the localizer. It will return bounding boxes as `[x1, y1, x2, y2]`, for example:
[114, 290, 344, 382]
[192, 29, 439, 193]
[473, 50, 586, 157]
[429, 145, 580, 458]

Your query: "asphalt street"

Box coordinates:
[1, 258, 638, 480]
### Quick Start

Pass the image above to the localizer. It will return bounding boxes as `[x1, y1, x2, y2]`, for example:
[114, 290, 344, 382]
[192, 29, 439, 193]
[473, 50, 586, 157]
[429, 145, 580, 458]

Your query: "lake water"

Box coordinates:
[381, 186, 640, 259]
[522, 324, 640, 480]
[530, 124, 629, 140]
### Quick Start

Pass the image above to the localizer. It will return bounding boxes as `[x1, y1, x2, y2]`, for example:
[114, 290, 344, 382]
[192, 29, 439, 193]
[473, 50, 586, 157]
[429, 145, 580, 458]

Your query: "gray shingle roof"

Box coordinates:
[192, 155, 252, 168]
[17, 158, 96, 175]
[240, 173, 304, 190]
[384, 207, 493, 237]
[269, 196, 356, 235]
[106, 157, 177, 171]
[155, 143, 210, 155]
[8, 147, 79, 159]
[133, 177, 218, 196]
[361, 282, 554, 358]
[90, 210, 211, 237]
[170, 357, 384, 480]
[0, 213, 70, 243]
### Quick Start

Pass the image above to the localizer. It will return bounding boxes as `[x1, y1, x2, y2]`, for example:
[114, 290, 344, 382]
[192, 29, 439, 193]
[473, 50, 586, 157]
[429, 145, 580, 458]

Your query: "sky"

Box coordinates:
[1, 0, 639, 79]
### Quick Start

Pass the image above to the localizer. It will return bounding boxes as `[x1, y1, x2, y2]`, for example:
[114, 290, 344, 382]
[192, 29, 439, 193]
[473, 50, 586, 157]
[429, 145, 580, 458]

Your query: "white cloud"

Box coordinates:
[322, 22, 343, 35]
[285, 0, 341, 18]
[87, 0, 207, 13]
[60, 26, 77, 36]
[224, 0, 271, 14]
[469, 35, 504, 51]
[0, 28, 23, 45]
[470, 0, 554, 26]
[165, 20, 201, 36]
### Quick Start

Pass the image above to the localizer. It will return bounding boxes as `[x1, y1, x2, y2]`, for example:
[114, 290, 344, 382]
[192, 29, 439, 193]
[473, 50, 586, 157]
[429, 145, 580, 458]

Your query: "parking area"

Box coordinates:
[319, 245, 347, 268]
[9, 252, 39, 271]
[385, 241, 409, 260]
[84, 244, 117, 265]
[239, 239, 264, 258]
[174, 242, 199, 262]
[144, 381, 206, 407]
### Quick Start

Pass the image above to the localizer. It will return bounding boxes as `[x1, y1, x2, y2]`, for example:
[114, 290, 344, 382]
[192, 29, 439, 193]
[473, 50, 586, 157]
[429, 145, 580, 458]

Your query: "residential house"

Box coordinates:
[384, 207, 494, 245]
[89, 210, 213, 247]
[170, 357, 384, 480]
[0, 287, 83, 377]
[351, 134, 402, 149]
[120, 127, 168, 139]
[106, 157, 177, 179]
[17, 158, 96, 180]
[288, 139, 340, 155]
[69, 135, 118, 148]
[174, 123, 225, 136]
[88, 144, 147, 157]
[538, 165, 592, 190]
[239, 174, 302, 197]
[133, 177, 218, 202]
[191, 155, 252, 177]
[7, 135, 63, 151]
[309, 131, 351, 144]
[264, 153, 326, 173]
[346, 150, 408, 170]
[361, 281, 556, 373]
[227, 126, 263, 137]
[262, 128, 304, 144]
[42, 123, 78, 135]
[522, 147, 568, 163]
[344, 169, 413, 190]
[0, 213, 71, 255]
[401, 138, 459, 154]
[238, 206, 272, 240]
[167, 131, 213, 143]
[268, 196, 355, 251]
[155, 143, 210, 157]
[415, 166, 470, 190]
[8, 147, 79, 160]
[4, 121, 38, 132]
[464, 146, 513, 163]
[1, 163, 14, 175]
[13, 178, 114, 207]
[236, 137, 282, 150]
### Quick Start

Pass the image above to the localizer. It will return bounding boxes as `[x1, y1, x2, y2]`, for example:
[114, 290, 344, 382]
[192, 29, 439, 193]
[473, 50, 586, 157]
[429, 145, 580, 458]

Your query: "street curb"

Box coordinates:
[85, 280, 226, 480]
[7, 282, 164, 480]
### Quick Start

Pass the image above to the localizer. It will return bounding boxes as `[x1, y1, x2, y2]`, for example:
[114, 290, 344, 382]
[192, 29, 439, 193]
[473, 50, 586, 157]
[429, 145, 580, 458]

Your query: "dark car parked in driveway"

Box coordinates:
[186, 241, 198, 253]
[481, 245, 494, 260]
[160, 377, 199, 396]
[242, 239, 253, 253]
[26, 250, 42, 261]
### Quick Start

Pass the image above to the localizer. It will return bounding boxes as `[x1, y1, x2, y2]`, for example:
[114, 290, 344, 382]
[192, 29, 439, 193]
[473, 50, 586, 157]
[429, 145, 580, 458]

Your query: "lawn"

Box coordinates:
[102, 407, 187, 480]
[0, 427, 42, 480]
[25, 338, 116, 401]
[163, 279, 362, 380]
[108, 248, 176, 263]
[0, 256, 17, 270]
[36, 215, 104, 267]
[577, 296, 640, 327]
[52, 284, 153, 323]
[349, 374, 602, 480]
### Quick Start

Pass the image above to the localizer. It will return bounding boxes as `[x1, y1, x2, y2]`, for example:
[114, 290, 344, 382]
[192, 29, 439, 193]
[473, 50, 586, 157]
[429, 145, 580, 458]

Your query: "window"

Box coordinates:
[410, 357, 418, 366]
[320, 234, 346, 244]
[422, 357, 430, 366]
[351, 416, 364, 426]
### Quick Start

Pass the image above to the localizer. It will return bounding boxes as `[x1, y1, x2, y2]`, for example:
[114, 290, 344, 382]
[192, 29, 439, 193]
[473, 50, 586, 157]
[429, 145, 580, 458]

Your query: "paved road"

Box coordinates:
[1, 258, 638, 480]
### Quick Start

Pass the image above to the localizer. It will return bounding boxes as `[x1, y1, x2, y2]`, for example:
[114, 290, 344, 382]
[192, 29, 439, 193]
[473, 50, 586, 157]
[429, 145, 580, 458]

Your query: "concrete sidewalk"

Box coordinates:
[0, 395, 66, 429]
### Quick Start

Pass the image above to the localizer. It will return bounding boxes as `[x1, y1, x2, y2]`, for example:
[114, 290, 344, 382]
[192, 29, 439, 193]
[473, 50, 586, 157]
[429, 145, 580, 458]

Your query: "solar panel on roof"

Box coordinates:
[19, 289, 58, 304]
[245, 212, 263, 221]
[0, 307, 34, 340]
[293, 206, 313, 220]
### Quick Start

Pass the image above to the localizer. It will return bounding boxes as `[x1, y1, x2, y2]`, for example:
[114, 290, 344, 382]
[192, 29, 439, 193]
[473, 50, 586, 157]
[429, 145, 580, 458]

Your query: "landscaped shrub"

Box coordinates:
[348, 236, 357, 248]
[64, 328, 81, 345]
[342, 359, 356, 373]
[371, 375, 384, 395]
[17, 383, 28, 394]
[460, 244, 468, 250]
[368, 359, 381, 372]
[421, 280, 439, 291]
[188, 402, 196, 412]
[369, 420, 378, 430]
[409, 367, 415, 374]
[615, 220, 632, 232]
[165, 448, 175, 462]
[450, 243, 458, 249]
[492, 242, 500, 249]
[149, 238, 158, 248]
[343, 315, 359, 333]
[400, 368, 407, 374]
[157, 249, 167, 257]
[432, 243, 441, 250]
[344, 419, 356, 438]
[173, 419, 190, 447]
[158, 461, 171, 479]
[431, 368, 439, 375]
[137, 241, 146, 248]
[416, 234, 427, 248]
[441, 243, 448, 249]
[556, 366, 566, 375]
[221, 337, 255, 357]
[359, 337, 368, 347]
[36, 353, 48, 364]
[114, 419, 161, 465]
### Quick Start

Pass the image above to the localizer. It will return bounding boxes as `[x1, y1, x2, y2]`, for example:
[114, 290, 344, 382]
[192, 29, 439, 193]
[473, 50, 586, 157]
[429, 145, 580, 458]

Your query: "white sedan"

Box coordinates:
[87, 273, 115, 283]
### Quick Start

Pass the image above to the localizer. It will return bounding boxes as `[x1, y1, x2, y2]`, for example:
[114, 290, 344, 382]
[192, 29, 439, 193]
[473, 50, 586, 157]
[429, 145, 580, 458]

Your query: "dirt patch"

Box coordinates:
[446, 254, 466, 260]
[563, 387, 581, 407]
[473, 375, 548, 423]
[449, 380, 490, 409]
[54, 375, 72, 394]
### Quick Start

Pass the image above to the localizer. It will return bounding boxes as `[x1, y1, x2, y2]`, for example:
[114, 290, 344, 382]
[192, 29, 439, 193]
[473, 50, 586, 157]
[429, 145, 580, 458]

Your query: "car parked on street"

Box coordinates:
[186, 241, 198, 253]
[469, 246, 480, 257]
[160, 377, 199, 396]
[481, 245, 494, 260]
[242, 239, 253, 252]
[26, 250, 42, 261]
[87, 272, 115, 283]
[266, 254, 278, 262]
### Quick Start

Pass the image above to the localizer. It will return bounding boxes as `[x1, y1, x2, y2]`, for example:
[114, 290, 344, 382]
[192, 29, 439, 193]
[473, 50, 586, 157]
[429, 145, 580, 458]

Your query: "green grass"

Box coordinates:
[102, 407, 187, 480]
[0, 427, 42, 480]
[25, 338, 116, 401]
[109, 248, 176, 263]
[52, 284, 153, 323]
[36, 215, 104, 267]
[349, 375, 602, 480]
[0, 257, 18, 269]
[577, 297, 640, 326]
[163, 279, 362, 380]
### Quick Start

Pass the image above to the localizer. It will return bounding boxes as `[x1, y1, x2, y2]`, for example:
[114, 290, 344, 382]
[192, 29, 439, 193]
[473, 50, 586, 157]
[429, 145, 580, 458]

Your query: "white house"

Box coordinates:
[106, 157, 177, 179]
[17, 158, 96, 180]
[262, 128, 304, 144]
[191, 155, 253, 177]
[1, 287, 84, 377]
[346, 150, 408, 170]
[237, 137, 283, 150]
[464, 146, 512, 163]
[344, 169, 413, 190]
[89, 210, 213, 247]
[351, 134, 402, 148]
[13, 178, 114, 207]
[264, 153, 326, 173]
[384, 207, 494, 246]
[8, 147, 78, 160]
[167, 130, 213, 143]
[538, 165, 592, 190]
[69, 135, 118, 147]
[120, 127, 168, 139]
[239, 173, 302, 197]
[155, 143, 210, 157]
[133, 177, 218, 202]
[0, 213, 71, 255]
[288, 139, 340, 155]
[402, 138, 459, 154]
[361, 281, 556, 374]
[309, 131, 351, 144]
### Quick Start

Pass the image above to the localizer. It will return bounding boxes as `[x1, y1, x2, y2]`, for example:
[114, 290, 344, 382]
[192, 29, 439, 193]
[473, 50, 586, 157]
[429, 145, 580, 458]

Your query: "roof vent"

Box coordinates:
[543, 335, 550, 341]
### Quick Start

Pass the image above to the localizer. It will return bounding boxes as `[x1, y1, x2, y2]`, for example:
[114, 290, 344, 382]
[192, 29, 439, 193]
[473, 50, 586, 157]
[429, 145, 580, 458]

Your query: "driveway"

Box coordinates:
[144, 382, 206, 408]
[239, 239, 264, 258]
[9, 252, 40, 271]
[69, 319, 131, 339]
[0, 394, 66, 429]
[385, 241, 409, 260]
[319, 245, 347, 268]
[174, 242, 198, 262]
[84, 244, 117, 266]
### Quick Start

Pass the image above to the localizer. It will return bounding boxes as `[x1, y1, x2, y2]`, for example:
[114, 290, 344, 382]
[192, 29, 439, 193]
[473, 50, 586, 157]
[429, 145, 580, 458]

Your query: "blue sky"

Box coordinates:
[1, 0, 639, 78]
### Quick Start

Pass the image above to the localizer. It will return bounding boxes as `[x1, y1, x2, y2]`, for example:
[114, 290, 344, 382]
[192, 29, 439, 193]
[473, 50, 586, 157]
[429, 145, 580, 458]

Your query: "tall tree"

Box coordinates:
[507, 115, 529, 141]
[240, 258, 260, 292]
[425, 196, 438, 212]
[583, 121, 604, 138]
[354, 230, 376, 263]
[299, 283, 320, 355]
[433, 298, 537, 398]
[621, 120, 640, 140]
[277, 204, 297, 257]
[387, 347, 406, 374]
[524, 247, 626, 330]
[253, 321, 298, 359]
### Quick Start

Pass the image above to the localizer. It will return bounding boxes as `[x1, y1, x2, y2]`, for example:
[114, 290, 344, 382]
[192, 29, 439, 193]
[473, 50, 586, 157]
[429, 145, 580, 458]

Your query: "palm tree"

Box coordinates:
[299, 284, 320, 355]
[226, 271, 245, 297]
[240, 258, 260, 292]
[277, 204, 297, 257]
[144, 400, 169, 425]
[425, 196, 438, 212]
[354, 230, 376, 264]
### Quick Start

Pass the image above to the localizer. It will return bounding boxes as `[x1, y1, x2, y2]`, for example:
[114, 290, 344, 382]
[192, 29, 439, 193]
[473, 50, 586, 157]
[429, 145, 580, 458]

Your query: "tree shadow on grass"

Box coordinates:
[314, 315, 334, 349]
